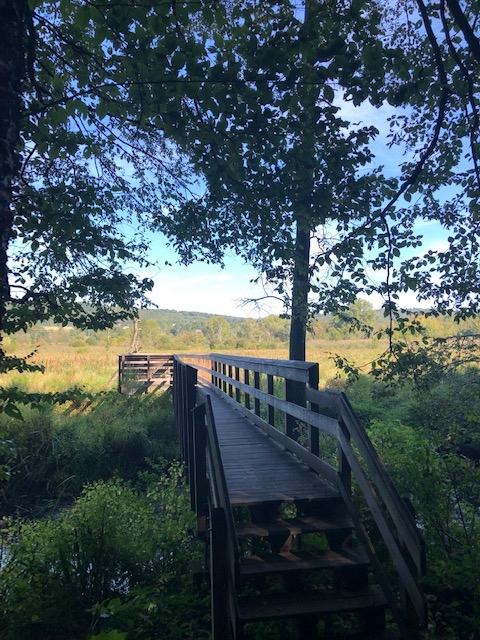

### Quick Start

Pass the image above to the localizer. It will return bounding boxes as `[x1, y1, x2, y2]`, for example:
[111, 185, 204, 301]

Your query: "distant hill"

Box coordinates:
[127, 308, 247, 334]
[38, 307, 247, 331]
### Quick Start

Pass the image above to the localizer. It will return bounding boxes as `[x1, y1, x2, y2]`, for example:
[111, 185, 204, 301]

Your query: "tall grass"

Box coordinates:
[1, 345, 119, 393]
[0, 391, 178, 515]
[1, 337, 386, 394]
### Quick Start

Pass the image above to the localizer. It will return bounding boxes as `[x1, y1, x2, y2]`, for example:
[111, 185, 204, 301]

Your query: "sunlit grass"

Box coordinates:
[1, 345, 120, 394]
[0, 336, 387, 393]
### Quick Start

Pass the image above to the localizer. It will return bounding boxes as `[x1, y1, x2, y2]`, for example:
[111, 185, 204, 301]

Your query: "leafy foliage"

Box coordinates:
[343, 372, 480, 637]
[155, 0, 392, 358]
[2, 0, 480, 373]
[1, 0, 212, 383]
[147, 0, 480, 362]
[0, 466, 207, 640]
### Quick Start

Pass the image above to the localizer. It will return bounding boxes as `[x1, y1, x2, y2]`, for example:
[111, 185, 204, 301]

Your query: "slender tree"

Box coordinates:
[156, 0, 480, 364]
[157, 0, 390, 359]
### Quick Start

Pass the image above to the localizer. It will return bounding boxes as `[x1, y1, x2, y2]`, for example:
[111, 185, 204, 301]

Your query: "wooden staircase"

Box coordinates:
[231, 496, 389, 639]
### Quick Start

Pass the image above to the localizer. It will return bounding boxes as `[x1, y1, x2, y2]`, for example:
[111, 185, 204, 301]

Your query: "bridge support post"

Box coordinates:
[118, 355, 124, 393]
[285, 363, 319, 440]
[210, 507, 231, 640]
[173, 358, 198, 487]
[185, 365, 198, 493]
[192, 404, 208, 533]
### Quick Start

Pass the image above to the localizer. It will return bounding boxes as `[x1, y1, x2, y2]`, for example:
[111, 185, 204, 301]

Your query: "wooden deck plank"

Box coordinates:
[238, 585, 386, 622]
[203, 387, 340, 507]
[240, 548, 370, 575]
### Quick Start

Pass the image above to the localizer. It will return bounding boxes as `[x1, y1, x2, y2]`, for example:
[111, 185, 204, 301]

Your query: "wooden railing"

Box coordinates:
[118, 354, 173, 394]
[173, 356, 240, 638]
[174, 353, 427, 637]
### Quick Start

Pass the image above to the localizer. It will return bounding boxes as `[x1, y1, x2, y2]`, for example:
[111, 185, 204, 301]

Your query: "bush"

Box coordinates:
[411, 367, 480, 461]
[341, 369, 480, 637]
[0, 464, 207, 640]
[367, 420, 480, 638]
[0, 392, 178, 514]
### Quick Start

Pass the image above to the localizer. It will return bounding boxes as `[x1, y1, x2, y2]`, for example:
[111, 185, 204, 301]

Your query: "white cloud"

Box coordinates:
[147, 263, 284, 317]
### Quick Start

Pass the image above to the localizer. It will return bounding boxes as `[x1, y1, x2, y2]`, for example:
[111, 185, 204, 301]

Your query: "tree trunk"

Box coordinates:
[129, 311, 139, 353]
[0, 0, 27, 363]
[289, 224, 310, 361]
[287, 0, 319, 362]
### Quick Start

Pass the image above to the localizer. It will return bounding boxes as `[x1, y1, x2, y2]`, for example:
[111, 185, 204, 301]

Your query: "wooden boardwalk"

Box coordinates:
[172, 354, 427, 639]
[206, 388, 340, 507]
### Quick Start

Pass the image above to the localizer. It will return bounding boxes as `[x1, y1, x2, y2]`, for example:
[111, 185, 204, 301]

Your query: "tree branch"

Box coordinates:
[440, 1, 480, 191]
[444, 0, 480, 64]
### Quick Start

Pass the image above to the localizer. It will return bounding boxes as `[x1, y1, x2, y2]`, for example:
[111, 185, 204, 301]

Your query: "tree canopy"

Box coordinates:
[1, 0, 202, 373]
[1, 0, 480, 373]
[153, 0, 480, 361]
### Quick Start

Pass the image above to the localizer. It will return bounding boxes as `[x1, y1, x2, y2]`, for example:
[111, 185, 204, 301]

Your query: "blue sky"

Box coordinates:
[144, 239, 284, 317]
[141, 101, 453, 318]
[142, 215, 449, 318]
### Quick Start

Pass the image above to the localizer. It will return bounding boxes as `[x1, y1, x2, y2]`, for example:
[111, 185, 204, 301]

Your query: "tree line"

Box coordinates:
[7, 300, 480, 354]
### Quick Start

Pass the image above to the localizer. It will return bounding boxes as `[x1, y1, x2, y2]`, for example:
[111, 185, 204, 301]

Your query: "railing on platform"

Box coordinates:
[118, 354, 173, 394]
[174, 353, 427, 638]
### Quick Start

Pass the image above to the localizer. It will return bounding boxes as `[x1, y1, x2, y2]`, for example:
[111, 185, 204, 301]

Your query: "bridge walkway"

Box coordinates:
[173, 354, 427, 640]
[206, 386, 339, 507]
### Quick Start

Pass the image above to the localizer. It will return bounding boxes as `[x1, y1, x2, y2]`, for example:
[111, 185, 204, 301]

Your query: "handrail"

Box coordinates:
[175, 352, 427, 634]
[174, 355, 240, 636]
[118, 353, 173, 393]
[308, 388, 426, 575]
[195, 387, 240, 584]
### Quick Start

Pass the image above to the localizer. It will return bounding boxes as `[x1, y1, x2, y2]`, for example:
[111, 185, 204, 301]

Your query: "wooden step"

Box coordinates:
[238, 584, 387, 622]
[235, 514, 354, 539]
[240, 548, 369, 577]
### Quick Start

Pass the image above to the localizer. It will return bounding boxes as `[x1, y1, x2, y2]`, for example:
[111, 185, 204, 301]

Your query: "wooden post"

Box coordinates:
[285, 379, 303, 440]
[235, 367, 241, 403]
[185, 365, 198, 490]
[254, 371, 260, 416]
[267, 374, 275, 426]
[285, 364, 319, 443]
[211, 358, 216, 387]
[192, 404, 208, 528]
[118, 355, 124, 393]
[210, 508, 230, 640]
[338, 419, 352, 498]
[308, 364, 320, 457]
[244, 369, 251, 410]
[222, 363, 227, 394]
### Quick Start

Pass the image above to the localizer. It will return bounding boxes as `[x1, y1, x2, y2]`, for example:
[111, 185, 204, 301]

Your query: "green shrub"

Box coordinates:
[367, 420, 480, 638]
[0, 464, 206, 640]
[411, 367, 480, 461]
[0, 392, 178, 513]
[343, 369, 480, 637]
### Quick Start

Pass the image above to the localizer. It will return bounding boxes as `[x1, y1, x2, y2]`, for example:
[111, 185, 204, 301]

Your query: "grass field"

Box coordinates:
[232, 338, 387, 386]
[0, 344, 122, 393]
[0, 337, 387, 393]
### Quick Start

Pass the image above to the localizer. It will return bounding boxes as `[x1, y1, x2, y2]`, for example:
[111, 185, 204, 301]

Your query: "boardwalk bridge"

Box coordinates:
[120, 353, 427, 639]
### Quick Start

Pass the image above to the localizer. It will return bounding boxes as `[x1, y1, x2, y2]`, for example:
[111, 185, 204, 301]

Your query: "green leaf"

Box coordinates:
[3, 403, 24, 421]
